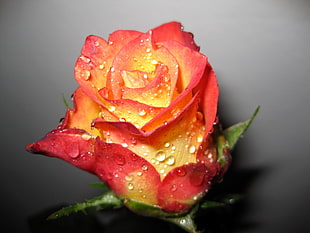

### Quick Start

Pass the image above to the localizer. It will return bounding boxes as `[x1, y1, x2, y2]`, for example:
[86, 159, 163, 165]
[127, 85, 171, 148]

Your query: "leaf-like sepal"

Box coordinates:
[224, 106, 260, 150]
[48, 191, 122, 220]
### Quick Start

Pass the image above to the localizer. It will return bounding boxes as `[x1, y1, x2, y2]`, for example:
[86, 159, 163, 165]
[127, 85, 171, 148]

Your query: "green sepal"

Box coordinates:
[47, 191, 122, 220]
[125, 199, 183, 218]
[162, 205, 200, 233]
[62, 94, 71, 109]
[88, 182, 109, 190]
[223, 106, 260, 150]
[200, 193, 244, 209]
[125, 200, 200, 233]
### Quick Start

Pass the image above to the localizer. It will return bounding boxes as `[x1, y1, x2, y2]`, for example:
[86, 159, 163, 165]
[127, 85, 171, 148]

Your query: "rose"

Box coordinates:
[26, 22, 231, 214]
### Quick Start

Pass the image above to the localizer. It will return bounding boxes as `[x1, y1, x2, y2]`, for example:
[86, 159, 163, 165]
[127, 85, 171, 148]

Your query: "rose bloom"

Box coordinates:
[26, 22, 230, 213]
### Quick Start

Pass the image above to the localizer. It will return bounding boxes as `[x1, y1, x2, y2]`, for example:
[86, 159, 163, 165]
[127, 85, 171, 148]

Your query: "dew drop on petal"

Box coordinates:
[81, 134, 92, 141]
[80, 55, 91, 63]
[80, 70, 91, 80]
[164, 142, 170, 148]
[115, 155, 126, 166]
[142, 165, 148, 171]
[190, 173, 205, 186]
[127, 183, 134, 190]
[189, 145, 196, 154]
[108, 106, 116, 112]
[165, 156, 175, 166]
[67, 144, 80, 159]
[170, 184, 177, 192]
[197, 135, 203, 143]
[176, 167, 186, 176]
[125, 175, 133, 181]
[138, 109, 147, 116]
[155, 151, 166, 162]
[137, 171, 143, 176]
[163, 120, 168, 126]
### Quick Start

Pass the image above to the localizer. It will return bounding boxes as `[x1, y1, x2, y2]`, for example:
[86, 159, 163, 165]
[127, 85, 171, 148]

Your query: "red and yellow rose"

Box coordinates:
[26, 22, 230, 213]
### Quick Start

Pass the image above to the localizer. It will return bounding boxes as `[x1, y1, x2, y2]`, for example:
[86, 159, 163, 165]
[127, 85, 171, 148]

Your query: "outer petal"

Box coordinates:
[25, 129, 97, 172]
[157, 163, 214, 212]
[61, 88, 116, 137]
[152, 22, 200, 51]
[199, 65, 219, 132]
[94, 139, 161, 205]
[93, 92, 206, 181]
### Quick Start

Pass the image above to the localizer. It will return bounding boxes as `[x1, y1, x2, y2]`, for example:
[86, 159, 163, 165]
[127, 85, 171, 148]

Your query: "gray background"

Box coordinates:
[1, 0, 309, 232]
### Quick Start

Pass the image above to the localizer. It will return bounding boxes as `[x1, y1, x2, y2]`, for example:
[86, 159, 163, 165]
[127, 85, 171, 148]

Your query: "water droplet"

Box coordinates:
[208, 127, 214, 134]
[115, 155, 126, 165]
[119, 118, 126, 122]
[171, 145, 176, 151]
[197, 135, 203, 143]
[176, 167, 186, 176]
[190, 173, 205, 186]
[130, 138, 137, 145]
[164, 142, 170, 148]
[67, 144, 80, 159]
[155, 151, 166, 162]
[138, 188, 143, 193]
[121, 142, 128, 148]
[99, 64, 105, 69]
[213, 116, 219, 125]
[163, 120, 168, 126]
[80, 55, 90, 63]
[137, 171, 143, 176]
[165, 156, 175, 165]
[81, 134, 92, 141]
[108, 106, 116, 112]
[160, 169, 165, 174]
[108, 41, 113, 45]
[125, 175, 133, 181]
[127, 183, 134, 190]
[138, 109, 147, 116]
[80, 70, 90, 80]
[146, 48, 151, 53]
[180, 219, 186, 225]
[189, 145, 196, 154]
[170, 184, 177, 192]
[131, 153, 138, 161]
[110, 67, 115, 72]
[142, 165, 148, 171]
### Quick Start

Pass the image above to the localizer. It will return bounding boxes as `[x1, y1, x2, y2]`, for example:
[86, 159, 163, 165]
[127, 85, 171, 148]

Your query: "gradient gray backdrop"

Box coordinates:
[1, 0, 309, 232]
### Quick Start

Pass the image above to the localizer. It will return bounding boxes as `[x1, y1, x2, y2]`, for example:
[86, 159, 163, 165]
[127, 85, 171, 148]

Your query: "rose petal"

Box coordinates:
[157, 163, 213, 212]
[108, 31, 179, 102]
[93, 92, 206, 181]
[61, 88, 115, 137]
[152, 22, 200, 51]
[94, 139, 161, 205]
[121, 63, 176, 107]
[96, 94, 165, 128]
[200, 66, 219, 132]
[25, 129, 97, 172]
[158, 40, 207, 93]
[75, 31, 142, 105]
